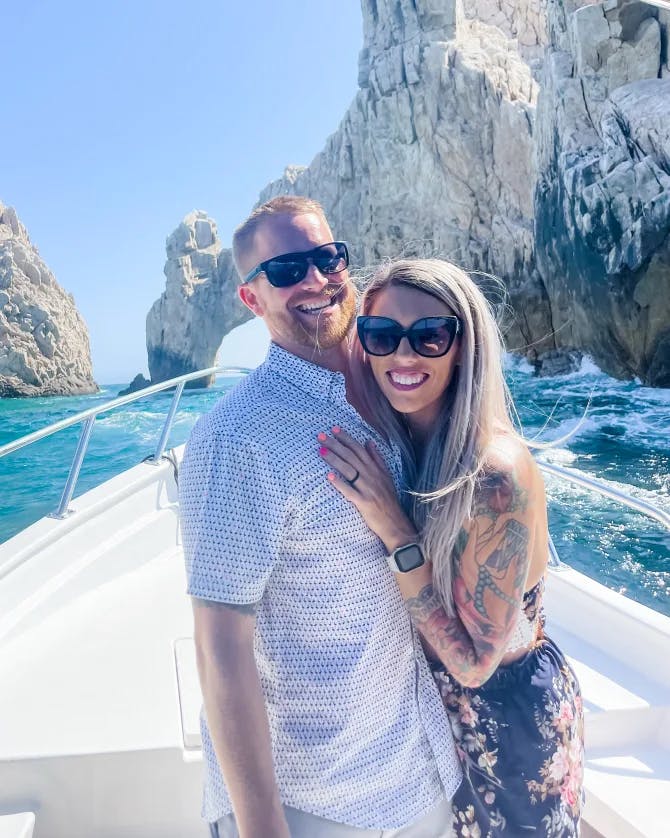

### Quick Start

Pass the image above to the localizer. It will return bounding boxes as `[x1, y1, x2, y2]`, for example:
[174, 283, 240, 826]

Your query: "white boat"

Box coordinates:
[0, 369, 668, 838]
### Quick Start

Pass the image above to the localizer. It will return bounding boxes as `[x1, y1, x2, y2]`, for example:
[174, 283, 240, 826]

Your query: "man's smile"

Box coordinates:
[295, 285, 347, 315]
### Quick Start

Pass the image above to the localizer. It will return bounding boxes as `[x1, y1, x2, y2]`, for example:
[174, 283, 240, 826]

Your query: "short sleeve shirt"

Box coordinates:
[180, 343, 462, 828]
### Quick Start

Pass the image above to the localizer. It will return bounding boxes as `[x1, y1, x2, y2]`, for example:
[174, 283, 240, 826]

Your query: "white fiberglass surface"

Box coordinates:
[545, 569, 670, 838]
[0, 547, 192, 758]
[1, 453, 669, 838]
[0, 460, 193, 760]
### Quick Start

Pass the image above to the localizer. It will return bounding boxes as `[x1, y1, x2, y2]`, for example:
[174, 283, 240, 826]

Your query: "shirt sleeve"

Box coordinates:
[179, 422, 285, 604]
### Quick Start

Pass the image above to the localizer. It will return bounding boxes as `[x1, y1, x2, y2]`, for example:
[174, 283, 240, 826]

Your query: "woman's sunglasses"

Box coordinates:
[242, 241, 349, 288]
[357, 315, 462, 358]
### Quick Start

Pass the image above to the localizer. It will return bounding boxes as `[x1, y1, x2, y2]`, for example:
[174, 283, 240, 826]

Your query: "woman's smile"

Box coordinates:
[386, 369, 430, 390]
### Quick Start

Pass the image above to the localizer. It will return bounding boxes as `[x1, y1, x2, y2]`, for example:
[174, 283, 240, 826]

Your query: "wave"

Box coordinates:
[92, 407, 199, 447]
[503, 353, 535, 374]
[505, 353, 607, 380]
[539, 459, 670, 513]
[534, 407, 666, 447]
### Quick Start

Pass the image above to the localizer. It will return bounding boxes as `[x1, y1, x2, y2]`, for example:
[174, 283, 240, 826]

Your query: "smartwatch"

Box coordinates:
[387, 543, 426, 573]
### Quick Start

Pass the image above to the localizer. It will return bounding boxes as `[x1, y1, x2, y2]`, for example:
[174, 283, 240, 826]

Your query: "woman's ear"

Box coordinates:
[238, 284, 264, 317]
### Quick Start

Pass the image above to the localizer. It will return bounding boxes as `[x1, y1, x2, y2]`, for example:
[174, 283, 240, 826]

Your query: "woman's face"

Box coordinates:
[365, 284, 461, 435]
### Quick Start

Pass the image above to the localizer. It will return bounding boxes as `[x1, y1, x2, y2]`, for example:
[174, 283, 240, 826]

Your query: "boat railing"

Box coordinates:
[538, 460, 670, 530]
[539, 459, 670, 568]
[1, 367, 669, 557]
[0, 366, 251, 520]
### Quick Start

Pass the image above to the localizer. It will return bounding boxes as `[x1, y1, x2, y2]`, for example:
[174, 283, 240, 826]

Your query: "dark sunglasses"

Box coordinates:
[242, 241, 349, 288]
[357, 315, 462, 358]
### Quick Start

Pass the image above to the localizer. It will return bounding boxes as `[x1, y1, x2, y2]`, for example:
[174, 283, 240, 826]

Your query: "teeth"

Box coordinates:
[390, 372, 427, 385]
[297, 300, 330, 313]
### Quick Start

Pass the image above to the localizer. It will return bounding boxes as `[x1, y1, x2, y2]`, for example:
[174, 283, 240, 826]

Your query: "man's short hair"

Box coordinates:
[232, 195, 327, 281]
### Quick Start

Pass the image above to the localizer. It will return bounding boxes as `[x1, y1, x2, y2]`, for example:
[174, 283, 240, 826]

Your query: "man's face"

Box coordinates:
[238, 212, 356, 357]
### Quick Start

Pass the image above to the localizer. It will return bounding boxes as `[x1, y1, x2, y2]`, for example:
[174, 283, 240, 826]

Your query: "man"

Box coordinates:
[179, 196, 462, 837]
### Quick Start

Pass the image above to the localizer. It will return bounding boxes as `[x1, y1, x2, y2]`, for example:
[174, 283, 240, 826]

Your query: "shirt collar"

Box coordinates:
[265, 342, 348, 405]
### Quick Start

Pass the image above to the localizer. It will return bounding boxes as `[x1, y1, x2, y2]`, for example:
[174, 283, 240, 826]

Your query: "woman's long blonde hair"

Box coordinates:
[352, 259, 519, 614]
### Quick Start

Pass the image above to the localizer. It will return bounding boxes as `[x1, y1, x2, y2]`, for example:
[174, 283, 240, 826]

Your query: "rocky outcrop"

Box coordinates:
[0, 202, 97, 397]
[535, 1, 670, 385]
[461, 0, 549, 65]
[149, 0, 670, 386]
[118, 373, 151, 397]
[146, 211, 250, 387]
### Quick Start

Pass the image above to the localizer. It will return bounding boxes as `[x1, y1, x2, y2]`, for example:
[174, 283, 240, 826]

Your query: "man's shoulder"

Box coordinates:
[188, 364, 301, 445]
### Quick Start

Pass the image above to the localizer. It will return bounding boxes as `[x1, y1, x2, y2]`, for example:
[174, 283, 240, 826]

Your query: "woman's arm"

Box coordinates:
[319, 428, 539, 688]
[388, 458, 536, 686]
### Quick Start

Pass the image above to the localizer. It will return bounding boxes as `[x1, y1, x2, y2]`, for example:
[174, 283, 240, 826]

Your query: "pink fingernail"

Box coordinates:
[327, 472, 336, 481]
[319, 446, 328, 456]
[317, 432, 327, 442]
[332, 425, 341, 433]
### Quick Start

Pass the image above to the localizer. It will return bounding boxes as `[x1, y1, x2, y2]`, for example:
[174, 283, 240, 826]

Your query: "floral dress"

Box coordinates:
[431, 579, 584, 837]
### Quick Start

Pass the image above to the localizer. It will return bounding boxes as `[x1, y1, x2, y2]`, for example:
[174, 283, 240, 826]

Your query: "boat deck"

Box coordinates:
[0, 453, 668, 837]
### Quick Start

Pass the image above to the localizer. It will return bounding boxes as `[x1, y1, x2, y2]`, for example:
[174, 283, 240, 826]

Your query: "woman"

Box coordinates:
[317, 259, 584, 837]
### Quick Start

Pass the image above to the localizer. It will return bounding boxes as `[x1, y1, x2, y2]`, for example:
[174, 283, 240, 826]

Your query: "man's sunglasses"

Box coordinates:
[357, 315, 462, 358]
[242, 241, 349, 288]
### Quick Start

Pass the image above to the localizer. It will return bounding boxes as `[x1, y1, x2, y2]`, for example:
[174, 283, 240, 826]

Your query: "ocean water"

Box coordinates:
[1, 358, 668, 616]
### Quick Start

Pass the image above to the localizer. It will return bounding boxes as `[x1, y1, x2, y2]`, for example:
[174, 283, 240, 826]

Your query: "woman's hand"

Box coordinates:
[318, 427, 417, 551]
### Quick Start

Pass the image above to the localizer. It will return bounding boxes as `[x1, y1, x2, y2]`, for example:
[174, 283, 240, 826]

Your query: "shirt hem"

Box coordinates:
[202, 786, 452, 831]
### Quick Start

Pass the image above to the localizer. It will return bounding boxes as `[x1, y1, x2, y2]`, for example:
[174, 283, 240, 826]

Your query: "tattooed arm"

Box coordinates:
[319, 427, 543, 688]
[192, 599, 290, 838]
[388, 442, 540, 688]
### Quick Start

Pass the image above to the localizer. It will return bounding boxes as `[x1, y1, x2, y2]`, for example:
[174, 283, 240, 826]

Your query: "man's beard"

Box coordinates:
[287, 286, 357, 351]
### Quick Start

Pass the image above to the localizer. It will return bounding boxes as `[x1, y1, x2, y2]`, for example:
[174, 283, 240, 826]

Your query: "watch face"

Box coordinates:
[395, 544, 425, 572]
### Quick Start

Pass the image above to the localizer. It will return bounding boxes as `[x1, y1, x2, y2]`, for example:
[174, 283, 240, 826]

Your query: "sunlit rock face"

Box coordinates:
[149, 0, 670, 386]
[146, 211, 251, 387]
[0, 202, 97, 397]
[264, 1, 540, 303]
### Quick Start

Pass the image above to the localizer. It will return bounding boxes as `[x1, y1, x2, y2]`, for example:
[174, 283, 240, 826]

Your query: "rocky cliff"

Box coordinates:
[534, 2, 670, 384]
[146, 211, 250, 388]
[0, 203, 97, 397]
[149, 0, 670, 386]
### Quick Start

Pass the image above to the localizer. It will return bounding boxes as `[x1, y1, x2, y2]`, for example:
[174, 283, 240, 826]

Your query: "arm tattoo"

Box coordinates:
[193, 597, 258, 615]
[486, 519, 528, 573]
[405, 584, 493, 679]
[467, 470, 530, 619]
[472, 518, 529, 618]
[402, 468, 532, 682]
[473, 471, 527, 517]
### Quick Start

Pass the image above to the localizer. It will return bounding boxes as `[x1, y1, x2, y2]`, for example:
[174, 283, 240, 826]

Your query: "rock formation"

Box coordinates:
[118, 373, 151, 397]
[146, 211, 250, 387]
[534, 2, 670, 385]
[0, 202, 97, 397]
[149, 0, 670, 386]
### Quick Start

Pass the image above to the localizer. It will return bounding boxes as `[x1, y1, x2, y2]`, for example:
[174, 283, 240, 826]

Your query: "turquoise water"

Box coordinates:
[1, 359, 669, 616]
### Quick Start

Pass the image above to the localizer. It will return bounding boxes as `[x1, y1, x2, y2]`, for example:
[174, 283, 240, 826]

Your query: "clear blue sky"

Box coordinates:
[2, 1, 363, 382]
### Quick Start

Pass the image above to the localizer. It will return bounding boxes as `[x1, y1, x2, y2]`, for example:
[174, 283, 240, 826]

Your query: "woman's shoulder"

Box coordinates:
[483, 429, 534, 473]
[474, 431, 543, 514]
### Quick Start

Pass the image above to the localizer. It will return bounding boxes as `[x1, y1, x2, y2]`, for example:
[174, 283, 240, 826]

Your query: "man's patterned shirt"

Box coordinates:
[180, 343, 462, 828]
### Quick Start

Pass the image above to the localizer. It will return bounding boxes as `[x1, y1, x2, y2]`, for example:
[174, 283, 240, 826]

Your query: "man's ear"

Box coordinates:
[238, 284, 264, 317]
